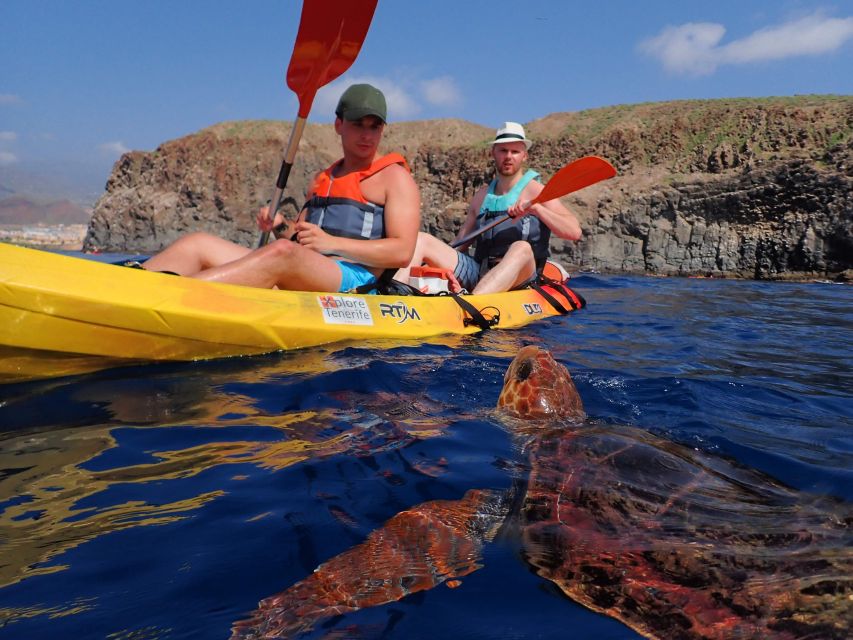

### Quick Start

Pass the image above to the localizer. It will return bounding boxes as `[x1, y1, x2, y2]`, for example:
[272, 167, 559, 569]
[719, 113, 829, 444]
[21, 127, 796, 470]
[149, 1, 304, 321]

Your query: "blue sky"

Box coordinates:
[2, 0, 852, 203]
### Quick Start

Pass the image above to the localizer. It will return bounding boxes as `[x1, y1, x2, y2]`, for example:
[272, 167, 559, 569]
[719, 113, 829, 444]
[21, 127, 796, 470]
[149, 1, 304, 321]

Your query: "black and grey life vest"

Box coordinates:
[473, 169, 551, 269]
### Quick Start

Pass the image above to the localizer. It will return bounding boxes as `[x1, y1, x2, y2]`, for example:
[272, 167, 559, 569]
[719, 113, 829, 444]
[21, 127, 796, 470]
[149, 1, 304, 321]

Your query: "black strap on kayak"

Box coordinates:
[117, 260, 179, 276]
[529, 278, 586, 314]
[530, 281, 570, 314]
[555, 281, 587, 310]
[450, 294, 499, 330]
[374, 268, 399, 293]
[353, 269, 417, 295]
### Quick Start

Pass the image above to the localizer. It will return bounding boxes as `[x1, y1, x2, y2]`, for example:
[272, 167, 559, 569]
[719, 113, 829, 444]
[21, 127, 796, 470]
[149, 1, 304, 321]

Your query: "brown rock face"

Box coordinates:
[84, 96, 852, 280]
[84, 122, 339, 253]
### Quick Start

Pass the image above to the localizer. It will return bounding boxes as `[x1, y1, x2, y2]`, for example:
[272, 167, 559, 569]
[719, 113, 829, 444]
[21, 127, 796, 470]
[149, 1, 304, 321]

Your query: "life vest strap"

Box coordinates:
[303, 195, 377, 213]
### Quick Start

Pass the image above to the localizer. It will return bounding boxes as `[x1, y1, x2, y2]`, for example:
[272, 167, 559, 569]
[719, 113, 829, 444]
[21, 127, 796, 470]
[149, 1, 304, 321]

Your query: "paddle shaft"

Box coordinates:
[450, 189, 572, 249]
[451, 214, 512, 249]
[258, 118, 307, 247]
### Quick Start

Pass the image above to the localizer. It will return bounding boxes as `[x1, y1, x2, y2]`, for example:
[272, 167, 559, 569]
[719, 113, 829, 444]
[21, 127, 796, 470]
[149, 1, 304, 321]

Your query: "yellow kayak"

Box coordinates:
[0, 243, 585, 382]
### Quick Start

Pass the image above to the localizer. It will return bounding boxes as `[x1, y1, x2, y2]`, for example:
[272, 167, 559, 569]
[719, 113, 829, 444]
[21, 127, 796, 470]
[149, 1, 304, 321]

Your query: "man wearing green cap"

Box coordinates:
[143, 84, 420, 293]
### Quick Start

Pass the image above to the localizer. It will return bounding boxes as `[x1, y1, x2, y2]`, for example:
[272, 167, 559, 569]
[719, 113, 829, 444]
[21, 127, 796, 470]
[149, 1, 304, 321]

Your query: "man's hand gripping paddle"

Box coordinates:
[258, 0, 379, 247]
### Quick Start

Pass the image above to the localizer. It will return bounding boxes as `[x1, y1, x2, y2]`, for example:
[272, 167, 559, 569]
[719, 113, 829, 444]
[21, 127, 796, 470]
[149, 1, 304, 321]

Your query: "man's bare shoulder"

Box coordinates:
[467, 184, 489, 213]
[383, 161, 413, 178]
[524, 178, 545, 198]
[473, 182, 490, 196]
[362, 159, 419, 206]
[367, 160, 413, 185]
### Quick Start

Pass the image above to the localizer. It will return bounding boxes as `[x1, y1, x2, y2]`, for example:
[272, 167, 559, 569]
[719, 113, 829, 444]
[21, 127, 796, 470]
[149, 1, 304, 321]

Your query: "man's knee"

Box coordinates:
[507, 240, 534, 260]
[418, 231, 458, 267]
[417, 231, 443, 253]
[178, 231, 216, 247]
[265, 238, 300, 260]
[253, 239, 303, 280]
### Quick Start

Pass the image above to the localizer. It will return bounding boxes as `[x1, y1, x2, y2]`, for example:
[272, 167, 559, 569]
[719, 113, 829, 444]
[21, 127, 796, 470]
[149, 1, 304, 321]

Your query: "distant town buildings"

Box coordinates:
[0, 224, 87, 250]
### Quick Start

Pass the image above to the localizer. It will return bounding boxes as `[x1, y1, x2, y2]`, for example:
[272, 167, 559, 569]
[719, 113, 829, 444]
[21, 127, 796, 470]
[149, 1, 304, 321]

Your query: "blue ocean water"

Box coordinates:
[0, 275, 850, 639]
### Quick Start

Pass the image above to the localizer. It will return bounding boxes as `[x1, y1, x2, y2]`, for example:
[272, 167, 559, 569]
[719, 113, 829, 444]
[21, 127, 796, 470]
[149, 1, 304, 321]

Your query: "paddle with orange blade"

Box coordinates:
[258, 0, 379, 247]
[450, 155, 616, 249]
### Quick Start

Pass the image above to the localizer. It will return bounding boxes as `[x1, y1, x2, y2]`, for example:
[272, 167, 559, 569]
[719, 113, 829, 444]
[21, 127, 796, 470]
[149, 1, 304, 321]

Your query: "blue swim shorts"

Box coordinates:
[337, 261, 377, 293]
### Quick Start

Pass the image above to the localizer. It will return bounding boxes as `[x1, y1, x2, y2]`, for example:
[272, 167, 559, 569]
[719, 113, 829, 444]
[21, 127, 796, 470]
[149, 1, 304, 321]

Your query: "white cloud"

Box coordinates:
[99, 141, 130, 156]
[639, 22, 725, 75]
[315, 76, 421, 121]
[314, 73, 463, 122]
[640, 11, 853, 76]
[366, 79, 420, 120]
[312, 84, 344, 119]
[421, 76, 462, 107]
[0, 132, 16, 165]
[0, 94, 23, 106]
[723, 13, 853, 63]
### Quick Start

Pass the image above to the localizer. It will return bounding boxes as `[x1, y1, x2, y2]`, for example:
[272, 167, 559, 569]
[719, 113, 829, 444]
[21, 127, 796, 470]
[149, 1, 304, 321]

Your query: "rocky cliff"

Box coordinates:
[85, 96, 852, 280]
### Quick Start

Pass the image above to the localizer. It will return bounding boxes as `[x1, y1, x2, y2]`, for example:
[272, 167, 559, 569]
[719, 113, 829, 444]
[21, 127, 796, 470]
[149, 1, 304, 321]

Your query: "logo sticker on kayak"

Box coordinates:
[379, 301, 421, 324]
[318, 295, 374, 325]
[523, 302, 542, 315]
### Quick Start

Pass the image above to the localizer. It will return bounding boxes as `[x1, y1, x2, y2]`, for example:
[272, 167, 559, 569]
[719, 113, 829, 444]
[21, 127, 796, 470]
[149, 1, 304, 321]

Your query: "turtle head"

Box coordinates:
[498, 346, 585, 420]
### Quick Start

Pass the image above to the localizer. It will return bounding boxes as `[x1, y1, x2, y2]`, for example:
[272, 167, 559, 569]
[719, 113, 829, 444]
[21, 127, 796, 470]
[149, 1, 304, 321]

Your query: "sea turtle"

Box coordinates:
[232, 346, 852, 639]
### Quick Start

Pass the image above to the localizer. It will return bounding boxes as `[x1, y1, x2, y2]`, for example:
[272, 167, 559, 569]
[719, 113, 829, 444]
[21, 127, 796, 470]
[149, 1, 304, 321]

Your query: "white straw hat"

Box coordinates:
[491, 121, 532, 149]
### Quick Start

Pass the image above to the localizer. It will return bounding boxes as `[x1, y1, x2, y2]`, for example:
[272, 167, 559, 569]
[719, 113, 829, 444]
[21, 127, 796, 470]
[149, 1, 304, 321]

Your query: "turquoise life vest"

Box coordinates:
[303, 153, 409, 241]
[473, 169, 552, 269]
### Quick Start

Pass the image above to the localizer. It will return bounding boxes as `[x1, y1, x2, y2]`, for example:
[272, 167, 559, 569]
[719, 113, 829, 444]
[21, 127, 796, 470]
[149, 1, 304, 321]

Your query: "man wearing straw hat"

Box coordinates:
[398, 122, 581, 294]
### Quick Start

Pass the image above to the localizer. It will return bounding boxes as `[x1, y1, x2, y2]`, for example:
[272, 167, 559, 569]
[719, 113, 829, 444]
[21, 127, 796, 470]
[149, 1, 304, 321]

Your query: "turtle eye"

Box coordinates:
[515, 359, 533, 381]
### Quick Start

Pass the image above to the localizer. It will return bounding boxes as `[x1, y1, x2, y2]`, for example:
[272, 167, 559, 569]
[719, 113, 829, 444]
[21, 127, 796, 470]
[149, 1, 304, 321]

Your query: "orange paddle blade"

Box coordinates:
[286, 0, 379, 118]
[533, 156, 616, 204]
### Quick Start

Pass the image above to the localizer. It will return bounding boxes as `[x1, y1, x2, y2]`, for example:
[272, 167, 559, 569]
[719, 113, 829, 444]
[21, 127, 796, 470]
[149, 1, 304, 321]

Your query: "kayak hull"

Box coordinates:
[0, 243, 584, 381]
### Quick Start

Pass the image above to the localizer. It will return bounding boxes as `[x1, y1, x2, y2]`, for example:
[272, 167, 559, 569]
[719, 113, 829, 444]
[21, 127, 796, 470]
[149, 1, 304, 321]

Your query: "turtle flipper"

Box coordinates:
[231, 488, 508, 638]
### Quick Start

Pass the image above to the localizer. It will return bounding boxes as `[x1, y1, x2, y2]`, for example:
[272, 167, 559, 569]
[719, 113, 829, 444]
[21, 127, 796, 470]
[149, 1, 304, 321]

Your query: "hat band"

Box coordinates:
[495, 133, 525, 142]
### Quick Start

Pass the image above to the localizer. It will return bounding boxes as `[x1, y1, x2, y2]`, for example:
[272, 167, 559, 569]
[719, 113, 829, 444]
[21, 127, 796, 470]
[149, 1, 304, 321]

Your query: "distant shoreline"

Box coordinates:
[0, 223, 87, 251]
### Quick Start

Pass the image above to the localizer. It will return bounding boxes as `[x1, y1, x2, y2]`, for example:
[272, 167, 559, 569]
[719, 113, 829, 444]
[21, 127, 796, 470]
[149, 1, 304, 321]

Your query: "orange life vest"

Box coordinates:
[303, 153, 410, 240]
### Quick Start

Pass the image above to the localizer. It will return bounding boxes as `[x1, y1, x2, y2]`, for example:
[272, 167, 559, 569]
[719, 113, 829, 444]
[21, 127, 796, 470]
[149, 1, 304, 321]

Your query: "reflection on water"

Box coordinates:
[0, 356, 462, 593]
[0, 276, 850, 639]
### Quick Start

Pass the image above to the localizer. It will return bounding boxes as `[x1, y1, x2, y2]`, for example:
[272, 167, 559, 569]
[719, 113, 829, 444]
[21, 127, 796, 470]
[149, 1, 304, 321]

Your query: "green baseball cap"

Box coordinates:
[335, 83, 387, 123]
